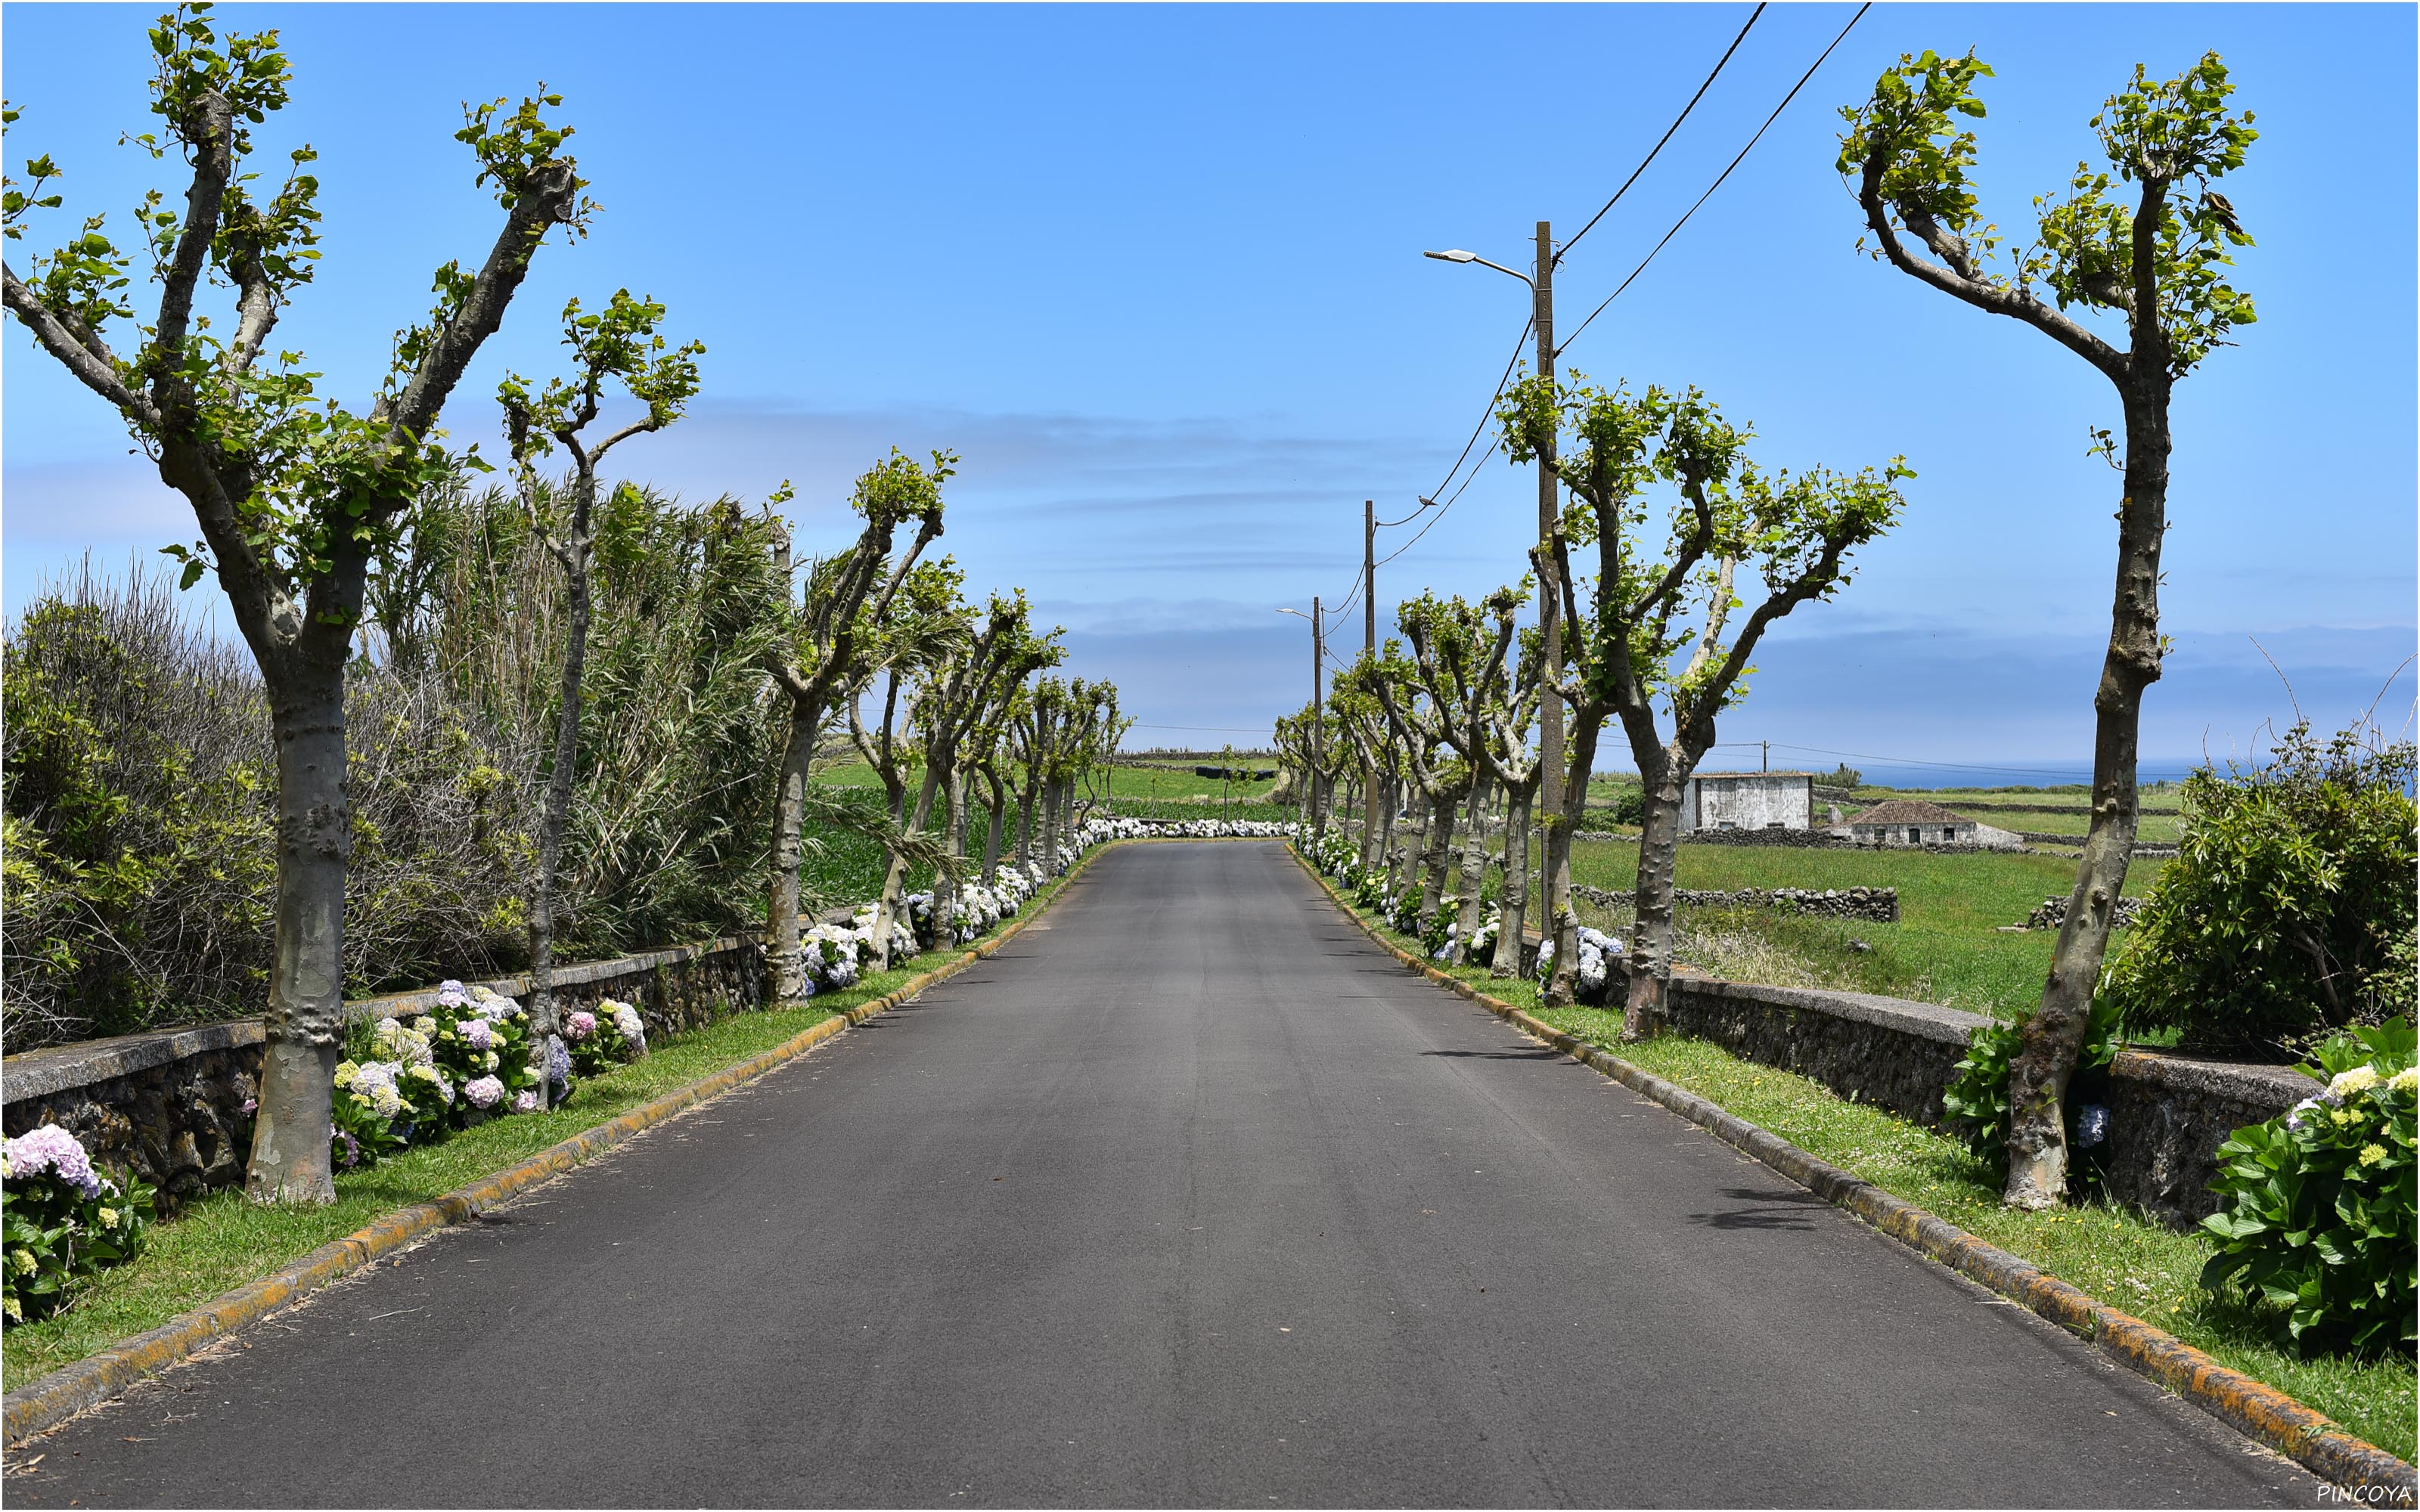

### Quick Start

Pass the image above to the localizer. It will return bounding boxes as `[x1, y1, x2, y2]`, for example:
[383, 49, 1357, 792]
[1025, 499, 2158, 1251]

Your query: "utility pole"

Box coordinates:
[1311, 593, 1325, 836]
[1363, 498, 1380, 862]
[1761, 740, 1770, 773]
[1531, 219, 1572, 985]
[1364, 500, 1376, 655]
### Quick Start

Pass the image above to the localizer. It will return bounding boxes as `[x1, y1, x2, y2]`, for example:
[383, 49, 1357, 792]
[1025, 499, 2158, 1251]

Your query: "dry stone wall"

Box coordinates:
[1572, 882, 1899, 924]
[2, 934, 762, 1205]
[1659, 977, 2305, 1225]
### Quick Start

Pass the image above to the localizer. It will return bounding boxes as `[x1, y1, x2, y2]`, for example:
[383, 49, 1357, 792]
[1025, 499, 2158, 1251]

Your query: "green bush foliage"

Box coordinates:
[2104, 720, 2418, 1055]
[2, 1131, 156, 1327]
[1941, 997, 2123, 1182]
[3, 481, 793, 1050]
[2201, 1021, 2418, 1356]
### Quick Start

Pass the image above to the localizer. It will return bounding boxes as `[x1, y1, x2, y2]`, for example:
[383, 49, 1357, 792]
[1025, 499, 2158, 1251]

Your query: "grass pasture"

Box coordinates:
[1562, 836, 2165, 1021]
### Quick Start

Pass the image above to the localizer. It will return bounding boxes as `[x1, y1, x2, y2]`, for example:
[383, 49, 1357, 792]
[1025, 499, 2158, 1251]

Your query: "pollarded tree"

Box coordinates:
[1326, 655, 1404, 877]
[3, 8, 585, 1201]
[1502, 378, 1907, 1027]
[908, 591, 1052, 935]
[1401, 587, 1525, 964]
[498, 291, 701, 1103]
[1838, 49, 2256, 1208]
[761, 451, 948, 999]
[1011, 676, 1068, 871]
[1407, 584, 1544, 976]
[957, 624, 1064, 881]
[848, 559, 968, 967]
[1359, 646, 1468, 934]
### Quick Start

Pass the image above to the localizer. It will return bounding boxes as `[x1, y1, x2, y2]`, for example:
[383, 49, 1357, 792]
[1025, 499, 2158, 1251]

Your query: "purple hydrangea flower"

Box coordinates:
[544, 1036, 573, 1094]
[436, 980, 468, 1009]
[512, 1090, 541, 1114]
[6, 1125, 101, 1197]
[464, 1076, 505, 1110]
[462, 1017, 495, 1052]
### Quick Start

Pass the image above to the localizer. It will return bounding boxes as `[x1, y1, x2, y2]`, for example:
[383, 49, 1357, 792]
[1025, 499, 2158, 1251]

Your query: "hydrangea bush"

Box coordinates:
[327, 981, 553, 1169]
[1535, 927, 1622, 1006]
[2, 1125, 156, 1326]
[2201, 1020, 2417, 1355]
[563, 996, 649, 1077]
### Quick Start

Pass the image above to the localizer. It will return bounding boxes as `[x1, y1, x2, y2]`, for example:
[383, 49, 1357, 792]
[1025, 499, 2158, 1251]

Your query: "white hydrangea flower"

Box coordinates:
[2330, 1065, 2383, 1098]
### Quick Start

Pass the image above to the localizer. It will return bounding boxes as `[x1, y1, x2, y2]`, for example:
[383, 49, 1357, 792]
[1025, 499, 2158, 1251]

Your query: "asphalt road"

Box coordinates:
[7, 841, 2313, 1507]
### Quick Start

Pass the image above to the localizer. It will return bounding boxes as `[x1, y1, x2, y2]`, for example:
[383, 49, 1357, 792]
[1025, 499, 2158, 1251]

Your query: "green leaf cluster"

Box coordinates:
[2, 1160, 157, 1328]
[2201, 1022, 2417, 1356]
[2102, 720, 2418, 1055]
[1941, 996, 2123, 1181]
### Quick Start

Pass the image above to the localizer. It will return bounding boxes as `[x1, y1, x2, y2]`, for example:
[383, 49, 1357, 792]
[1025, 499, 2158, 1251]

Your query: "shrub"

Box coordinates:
[2103, 719, 2417, 1055]
[1941, 998, 2123, 1182]
[4, 486, 791, 1051]
[2200, 1021, 2417, 1355]
[2, 1126, 156, 1327]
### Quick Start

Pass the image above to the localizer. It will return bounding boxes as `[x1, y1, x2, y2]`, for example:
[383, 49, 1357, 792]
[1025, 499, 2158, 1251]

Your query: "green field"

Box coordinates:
[1838, 785, 2186, 844]
[1342, 820, 2169, 1025]
[798, 761, 1290, 900]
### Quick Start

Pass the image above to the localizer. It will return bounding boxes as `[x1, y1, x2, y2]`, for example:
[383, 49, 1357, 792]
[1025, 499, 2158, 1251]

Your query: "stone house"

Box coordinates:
[1836, 798, 2022, 850]
[1680, 771, 1813, 832]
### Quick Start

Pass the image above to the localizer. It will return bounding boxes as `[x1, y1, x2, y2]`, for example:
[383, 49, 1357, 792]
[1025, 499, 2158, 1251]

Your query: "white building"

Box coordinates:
[1679, 771, 1813, 832]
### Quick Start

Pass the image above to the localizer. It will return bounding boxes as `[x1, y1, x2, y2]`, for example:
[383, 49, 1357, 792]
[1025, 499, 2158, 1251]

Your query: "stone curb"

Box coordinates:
[2, 844, 1132, 1450]
[1289, 848, 2417, 1501]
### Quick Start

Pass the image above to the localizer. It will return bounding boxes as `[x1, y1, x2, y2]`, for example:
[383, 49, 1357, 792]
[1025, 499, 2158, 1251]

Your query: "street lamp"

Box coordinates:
[1423, 248, 1533, 288]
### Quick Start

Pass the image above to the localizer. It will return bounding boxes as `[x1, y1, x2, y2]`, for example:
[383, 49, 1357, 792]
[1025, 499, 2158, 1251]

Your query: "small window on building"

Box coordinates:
[1907, 826, 1921, 843]
[1944, 827, 1956, 841]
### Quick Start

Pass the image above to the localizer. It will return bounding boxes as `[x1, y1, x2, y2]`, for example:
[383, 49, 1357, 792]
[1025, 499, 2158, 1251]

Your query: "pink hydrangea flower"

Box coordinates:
[564, 1010, 597, 1041]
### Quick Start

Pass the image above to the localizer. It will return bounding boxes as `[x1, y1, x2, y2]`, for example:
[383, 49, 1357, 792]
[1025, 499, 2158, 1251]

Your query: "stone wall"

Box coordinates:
[1680, 826, 1853, 849]
[1658, 977, 2307, 1226]
[1572, 883, 1899, 923]
[2023, 894, 2148, 931]
[2, 934, 763, 1206]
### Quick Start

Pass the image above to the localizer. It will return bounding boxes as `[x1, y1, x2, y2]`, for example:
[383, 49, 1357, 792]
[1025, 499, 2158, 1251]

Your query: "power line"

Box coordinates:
[1375, 443, 1497, 571]
[1558, 2, 1870, 358]
[1386, 314, 1533, 530]
[1556, 3, 1766, 265]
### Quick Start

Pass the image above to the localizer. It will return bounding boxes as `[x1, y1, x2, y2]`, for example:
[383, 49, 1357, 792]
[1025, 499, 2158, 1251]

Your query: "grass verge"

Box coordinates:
[3, 847, 1100, 1388]
[1312, 869, 2417, 1462]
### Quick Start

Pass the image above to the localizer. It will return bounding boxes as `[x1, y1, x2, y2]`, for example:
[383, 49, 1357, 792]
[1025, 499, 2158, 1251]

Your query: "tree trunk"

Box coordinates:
[1016, 771, 1039, 869]
[1494, 782, 1533, 978]
[245, 662, 349, 1204]
[1418, 789, 1458, 930]
[982, 772, 1007, 878]
[1394, 786, 1426, 897]
[1623, 754, 1689, 1040]
[1542, 710, 1601, 1006]
[764, 701, 818, 1000]
[1455, 770, 1491, 962]
[1379, 777, 1397, 881]
[1360, 764, 1382, 872]
[2004, 382, 2170, 1209]
[525, 536, 593, 1108]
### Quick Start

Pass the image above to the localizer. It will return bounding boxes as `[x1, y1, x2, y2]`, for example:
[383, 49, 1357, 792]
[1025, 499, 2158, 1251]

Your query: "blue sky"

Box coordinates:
[5, 3, 2412, 782]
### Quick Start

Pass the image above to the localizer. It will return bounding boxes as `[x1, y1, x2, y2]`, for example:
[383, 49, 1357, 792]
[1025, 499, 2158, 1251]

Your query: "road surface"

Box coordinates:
[5, 841, 2310, 1507]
